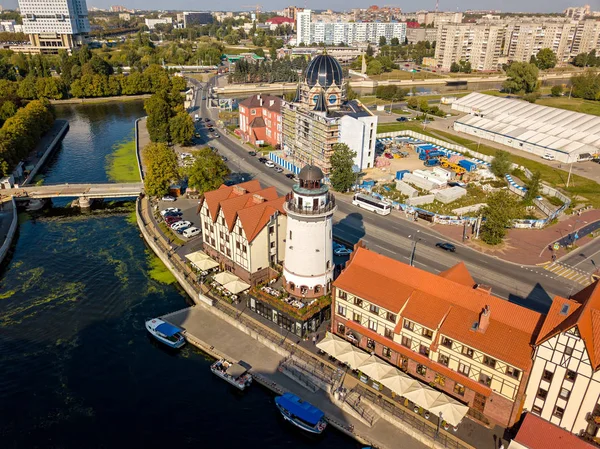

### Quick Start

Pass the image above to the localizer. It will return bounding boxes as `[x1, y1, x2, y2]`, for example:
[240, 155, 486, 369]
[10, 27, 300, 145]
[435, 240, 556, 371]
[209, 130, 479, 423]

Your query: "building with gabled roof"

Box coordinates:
[524, 281, 600, 443]
[238, 94, 283, 148]
[507, 412, 595, 449]
[332, 243, 545, 427]
[199, 180, 286, 285]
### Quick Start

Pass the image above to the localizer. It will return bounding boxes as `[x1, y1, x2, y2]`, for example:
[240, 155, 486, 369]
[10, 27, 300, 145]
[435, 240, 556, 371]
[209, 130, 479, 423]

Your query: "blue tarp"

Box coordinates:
[156, 322, 182, 337]
[276, 393, 324, 425]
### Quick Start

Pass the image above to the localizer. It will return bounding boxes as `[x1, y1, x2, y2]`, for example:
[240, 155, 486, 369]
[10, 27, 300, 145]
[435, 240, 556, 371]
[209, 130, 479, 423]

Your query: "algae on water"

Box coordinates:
[106, 139, 140, 183]
[146, 250, 176, 285]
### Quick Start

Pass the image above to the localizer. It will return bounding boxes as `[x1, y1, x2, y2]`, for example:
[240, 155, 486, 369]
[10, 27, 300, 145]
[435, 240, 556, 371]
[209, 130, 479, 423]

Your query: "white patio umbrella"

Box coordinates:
[223, 279, 251, 294]
[213, 271, 239, 285]
[316, 332, 353, 358]
[336, 346, 371, 369]
[379, 369, 420, 396]
[403, 384, 441, 410]
[193, 258, 219, 271]
[428, 395, 469, 427]
[357, 355, 396, 381]
[185, 251, 210, 265]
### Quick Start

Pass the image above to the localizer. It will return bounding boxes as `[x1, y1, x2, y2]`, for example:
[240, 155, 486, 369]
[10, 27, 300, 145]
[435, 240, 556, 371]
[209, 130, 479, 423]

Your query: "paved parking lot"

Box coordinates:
[157, 197, 202, 242]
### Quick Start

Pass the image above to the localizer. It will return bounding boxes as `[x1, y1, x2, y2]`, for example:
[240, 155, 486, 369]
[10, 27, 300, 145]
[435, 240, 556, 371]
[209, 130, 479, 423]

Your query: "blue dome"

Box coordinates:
[304, 54, 343, 88]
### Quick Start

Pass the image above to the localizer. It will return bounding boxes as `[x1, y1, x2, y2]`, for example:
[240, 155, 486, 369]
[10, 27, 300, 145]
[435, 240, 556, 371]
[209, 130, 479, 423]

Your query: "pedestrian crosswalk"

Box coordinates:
[542, 262, 593, 286]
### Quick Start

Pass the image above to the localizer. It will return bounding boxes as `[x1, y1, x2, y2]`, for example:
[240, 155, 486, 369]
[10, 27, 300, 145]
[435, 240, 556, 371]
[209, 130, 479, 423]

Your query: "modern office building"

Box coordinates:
[282, 53, 377, 175]
[181, 11, 213, 28]
[18, 0, 90, 53]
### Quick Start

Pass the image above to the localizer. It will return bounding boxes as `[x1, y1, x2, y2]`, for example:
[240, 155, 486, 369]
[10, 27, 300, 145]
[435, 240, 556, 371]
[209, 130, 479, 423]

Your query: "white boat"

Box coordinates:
[26, 199, 46, 211]
[275, 392, 327, 434]
[145, 318, 185, 349]
[210, 359, 252, 390]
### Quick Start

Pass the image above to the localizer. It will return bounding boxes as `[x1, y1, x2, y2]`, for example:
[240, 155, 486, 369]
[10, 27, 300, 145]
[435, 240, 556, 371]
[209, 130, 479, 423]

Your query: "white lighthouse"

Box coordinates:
[283, 165, 336, 299]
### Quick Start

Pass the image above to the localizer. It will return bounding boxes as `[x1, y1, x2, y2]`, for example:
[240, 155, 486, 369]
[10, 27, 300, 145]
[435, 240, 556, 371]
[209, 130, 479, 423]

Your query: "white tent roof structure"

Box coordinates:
[335, 346, 371, 369]
[379, 369, 420, 396]
[213, 271, 240, 285]
[358, 355, 397, 380]
[193, 258, 219, 271]
[223, 279, 251, 294]
[402, 384, 442, 410]
[316, 332, 353, 358]
[427, 395, 469, 427]
[185, 251, 210, 264]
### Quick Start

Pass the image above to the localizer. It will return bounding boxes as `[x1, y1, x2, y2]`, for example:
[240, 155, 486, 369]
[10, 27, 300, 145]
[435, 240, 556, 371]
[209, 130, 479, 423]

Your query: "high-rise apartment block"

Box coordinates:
[564, 5, 591, 20]
[19, 0, 90, 54]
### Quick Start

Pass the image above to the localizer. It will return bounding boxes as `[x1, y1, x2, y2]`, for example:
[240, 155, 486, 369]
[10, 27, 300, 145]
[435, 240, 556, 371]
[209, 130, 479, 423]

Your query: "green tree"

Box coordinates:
[143, 142, 179, 197]
[550, 85, 563, 97]
[0, 101, 17, 123]
[480, 190, 523, 245]
[503, 62, 539, 94]
[89, 55, 114, 75]
[534, 48, 557, 70]
[418, 98, 429, 113]
[366, 44, 374, 57]
[378, 36, 386, 47]
[185, 147, 230, 193]
[407, 96, 418, 109]
[169, 109, 195, 146]
[329, 143, 356, 193]
[144, 92, 173, 142]
[570, 70, 600, 100]
[345, 82, 358, 100]
[366, 60, 383, 76]
[450, 62, 460, 73]
[523, 170, 541, 205]
[490, 150, 512, 177]
[523, 92, 540, 103]
[390, 37, 399, 46]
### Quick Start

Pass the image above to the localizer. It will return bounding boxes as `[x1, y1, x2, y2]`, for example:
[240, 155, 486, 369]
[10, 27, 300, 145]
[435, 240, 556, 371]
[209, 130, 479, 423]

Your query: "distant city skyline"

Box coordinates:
[2, 0, 591, 14]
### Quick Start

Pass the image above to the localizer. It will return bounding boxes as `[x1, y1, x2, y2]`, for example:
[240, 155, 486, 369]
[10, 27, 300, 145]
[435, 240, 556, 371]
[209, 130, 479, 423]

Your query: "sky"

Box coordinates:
[2, 0, 584, 13]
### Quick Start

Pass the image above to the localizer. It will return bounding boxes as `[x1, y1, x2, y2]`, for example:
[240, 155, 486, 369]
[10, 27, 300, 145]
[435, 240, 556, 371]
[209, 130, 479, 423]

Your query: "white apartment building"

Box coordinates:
[524, 283, 600, 442]
[296, 9, 312, 45]
[18, 0, 90, 53]
[144, 17, 173, 30]
[564, 5, 591, 20]
[199, 180, 287, 285]
[416, 11, 463, 26]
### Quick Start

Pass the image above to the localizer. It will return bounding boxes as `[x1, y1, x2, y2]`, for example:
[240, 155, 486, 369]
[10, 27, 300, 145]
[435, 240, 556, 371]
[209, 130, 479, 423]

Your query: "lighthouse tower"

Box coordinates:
[283, 165, 337, 299]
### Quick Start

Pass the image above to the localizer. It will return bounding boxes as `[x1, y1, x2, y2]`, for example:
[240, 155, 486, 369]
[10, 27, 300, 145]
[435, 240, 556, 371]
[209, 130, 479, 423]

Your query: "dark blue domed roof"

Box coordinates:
[304, 54, 343, 88]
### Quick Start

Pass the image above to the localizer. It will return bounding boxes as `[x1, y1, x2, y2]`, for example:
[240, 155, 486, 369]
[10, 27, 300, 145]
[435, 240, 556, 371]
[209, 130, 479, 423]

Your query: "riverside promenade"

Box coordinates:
[136, 194, 480, 449]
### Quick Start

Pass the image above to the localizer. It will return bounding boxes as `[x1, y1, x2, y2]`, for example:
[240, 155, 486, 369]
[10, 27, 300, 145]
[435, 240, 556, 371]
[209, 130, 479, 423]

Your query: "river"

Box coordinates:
[0, 102, 356, 449]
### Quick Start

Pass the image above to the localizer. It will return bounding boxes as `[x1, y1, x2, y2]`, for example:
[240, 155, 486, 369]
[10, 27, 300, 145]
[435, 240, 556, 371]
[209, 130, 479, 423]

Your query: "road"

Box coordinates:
[187, 76, 587, 312]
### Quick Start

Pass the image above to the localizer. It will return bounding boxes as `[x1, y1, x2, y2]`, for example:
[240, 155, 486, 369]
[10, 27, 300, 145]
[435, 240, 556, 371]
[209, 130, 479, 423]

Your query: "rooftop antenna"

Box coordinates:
[435, 0, 439, 13]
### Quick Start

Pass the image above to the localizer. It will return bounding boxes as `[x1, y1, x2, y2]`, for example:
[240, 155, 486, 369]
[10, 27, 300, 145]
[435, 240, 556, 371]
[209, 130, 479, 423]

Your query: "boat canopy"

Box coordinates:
[276, 392, 324, 425]
[226, 363, 247, 378]
[156, 322, 182, 337]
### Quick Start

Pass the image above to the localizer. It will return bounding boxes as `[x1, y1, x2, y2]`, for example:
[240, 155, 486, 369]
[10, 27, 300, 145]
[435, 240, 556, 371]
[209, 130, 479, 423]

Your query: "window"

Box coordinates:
[354, 298, 363, 307]
[506, 366, 521, 379]
[565, 370, 577, 381]
[369, 304, 379, 314]
[434, 374, 446, 386]
[565, 346, 574, 356]
[366, 338, 375, 350]
[458, 362, 470, 376]
[384, 328, 394, 340]
[416, 364, 427, 377]
[483, 356, 496, 369]
[553, 406, 565, 419]
[337, 304, 346, 317]
[352, 312, 361, 323]
[479, 373, 492, 387]
[386, 312, 396, 323]
[419, 345, 430, 357]
[270, 241, 275, 248]
[251, 109, 256, 115]
[438, 354, 450, 366]
[537, 388, 548, 400]
[542, 370, 554, 382]
[401, 335, 411, 348]
[269, 225, 274, 235]
[462, 346, 474, 358]
[454, 383, 465, 396]
[383, 346, 392, 359]
[441, 337, 453, 348]
[559, 388, 571, 400]
[422, 328, 433, 339]
[339, 291, 347, 300]
[368, 320, 378, 332]
[403, 320, 414, 331]
[236, 242, 240, 250]
[289, 230, 292, 240]
[243, 245, 247, 253]
[337, 323, 345, 334]
[532, 405, 543, 414]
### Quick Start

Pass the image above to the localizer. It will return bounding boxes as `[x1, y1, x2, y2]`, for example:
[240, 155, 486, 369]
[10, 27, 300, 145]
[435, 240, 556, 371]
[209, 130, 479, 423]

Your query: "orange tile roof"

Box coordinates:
[202, 180, 262, 220]
[537, 281, 600, 370]
[514, 413, 595, 449]
[334, 247, 544, 370]
[237, 197, 286, 242]
[439, 262, 475, 287]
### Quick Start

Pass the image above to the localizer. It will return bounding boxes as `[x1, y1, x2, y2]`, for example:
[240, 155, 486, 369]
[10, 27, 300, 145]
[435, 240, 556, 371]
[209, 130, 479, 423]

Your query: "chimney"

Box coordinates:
[478, 305, 491, 333]
[233, 186, 247, 195]
[252, 194, 266, 204]
[476, 283, 492, 294]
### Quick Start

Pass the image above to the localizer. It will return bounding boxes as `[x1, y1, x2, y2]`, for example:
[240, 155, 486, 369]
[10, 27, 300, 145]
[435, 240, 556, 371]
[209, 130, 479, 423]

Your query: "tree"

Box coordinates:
[407, 96, 418, 109]
[523, 171, 541, 206]
[480, 191, 523, 245]
[143, 142, 179, 197]
[535, 48, 557, 70]
[450, 62, 460, 73]
[418, 98, 429, 113]
[390, 37, 399, 46]
[144, 92, 173, 142]
[523, 92, 540, 103]
[550, 85, 563, 97]
[185, 147, 230, 193]
[169, 109, 195, 146]
[502, 62, 539, 94]
[89, 55, 114, 75]
[329, 143, 356, 193]
[345, 82, 358, 101]
[490, 150, 512, 177]
[378, 36, 387, 47]
[570, 70, 600, 100]
[366, 60, 383, 76]
[366, 44, 374, 57]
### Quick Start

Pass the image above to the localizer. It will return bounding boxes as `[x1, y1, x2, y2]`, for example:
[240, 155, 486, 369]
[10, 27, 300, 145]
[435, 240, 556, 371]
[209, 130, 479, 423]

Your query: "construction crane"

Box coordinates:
[242, 4, 263, 21]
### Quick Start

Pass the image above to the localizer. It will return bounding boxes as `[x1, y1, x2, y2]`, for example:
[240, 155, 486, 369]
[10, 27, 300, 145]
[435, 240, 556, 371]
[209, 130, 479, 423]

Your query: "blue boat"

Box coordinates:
[275, 392, 327, 434]
[145, 318, 185, 349]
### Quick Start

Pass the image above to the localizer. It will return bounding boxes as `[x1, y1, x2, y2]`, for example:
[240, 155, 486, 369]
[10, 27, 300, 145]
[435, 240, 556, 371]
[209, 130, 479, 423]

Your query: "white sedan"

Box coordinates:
[265, 160, 275, 168]
[171, 220, 192, 230]
[161, 207, 181, 216]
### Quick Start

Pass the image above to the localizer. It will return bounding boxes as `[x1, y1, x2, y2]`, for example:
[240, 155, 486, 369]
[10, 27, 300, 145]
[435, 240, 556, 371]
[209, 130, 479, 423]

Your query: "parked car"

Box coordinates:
[384, 152, 394, 159]
[334, 247, 353, 257]
[161, 195, 176, 202]
[165, 216, 182, 225]
[163, 211, 183, 218]
[161, 207, 181, 216]
[274, 166, 283, 173]
[435, 242, 456, 252]
[171, 220, 192, 230]
[176, 225, 192, 233]
[285, 173, 296, 180]
[422, 120, 431, 124]
[258, 157, 268, 163]
[221, 155, 228, 162]
[208, 127, 215, 132]
[182, 227, 202, 238]
[396, 117, 408, 122]
[542, 153, 555, 161]
[248, 151, 257, 156]
[265, 160, 275, 168]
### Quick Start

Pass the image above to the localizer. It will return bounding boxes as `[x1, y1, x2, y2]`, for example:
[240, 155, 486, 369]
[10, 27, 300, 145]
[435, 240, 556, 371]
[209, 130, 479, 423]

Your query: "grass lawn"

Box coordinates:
[536, 97, 600, 117]
[376, 122, 600, 207]
[369, 69, 442, 81]
[106, 140, 141, 183]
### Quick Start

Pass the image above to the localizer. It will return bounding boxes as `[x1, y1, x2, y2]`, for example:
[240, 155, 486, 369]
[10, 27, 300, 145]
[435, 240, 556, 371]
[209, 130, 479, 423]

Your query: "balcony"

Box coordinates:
[285, 195, 336, 216]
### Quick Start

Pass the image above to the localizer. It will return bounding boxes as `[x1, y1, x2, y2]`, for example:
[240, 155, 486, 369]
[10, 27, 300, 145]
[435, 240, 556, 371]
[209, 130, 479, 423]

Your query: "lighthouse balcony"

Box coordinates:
[284, 193, 336, 216]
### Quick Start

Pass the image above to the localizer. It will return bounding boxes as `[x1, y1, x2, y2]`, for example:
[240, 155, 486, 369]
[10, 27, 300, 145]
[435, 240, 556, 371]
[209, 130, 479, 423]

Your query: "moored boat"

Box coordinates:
[275, 392, 327, 434]
[25, 199, 47, 211]
[210, 359, 252, 390]
[145, 318, 185, 349]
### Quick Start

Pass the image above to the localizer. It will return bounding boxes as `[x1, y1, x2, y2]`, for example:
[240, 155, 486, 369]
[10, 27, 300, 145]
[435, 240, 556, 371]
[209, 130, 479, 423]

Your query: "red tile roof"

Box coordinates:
[439, 262, 475, 287]
[514, 413, 594, 449]
[334, 247, 544, 370]
[537, 281, 600, 370]
[202, 180, 262, 220]
[239, 94, 283, 113]
[265, 16, 295, 24]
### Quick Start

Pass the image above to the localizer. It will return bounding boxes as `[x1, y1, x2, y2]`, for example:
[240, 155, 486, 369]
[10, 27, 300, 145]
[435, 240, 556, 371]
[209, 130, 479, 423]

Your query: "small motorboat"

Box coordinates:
[145, 318, 185, 349]
[25, 199, 46, 211]
[210, 359, 252, 390]
[275, 392, 327, 434]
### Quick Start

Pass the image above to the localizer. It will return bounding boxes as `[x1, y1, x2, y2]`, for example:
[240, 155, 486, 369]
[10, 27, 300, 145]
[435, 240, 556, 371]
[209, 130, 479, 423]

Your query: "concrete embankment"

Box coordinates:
[0, 198, 18, 266]
[51, 94, 151, 105]
[23, 120, 69, 186]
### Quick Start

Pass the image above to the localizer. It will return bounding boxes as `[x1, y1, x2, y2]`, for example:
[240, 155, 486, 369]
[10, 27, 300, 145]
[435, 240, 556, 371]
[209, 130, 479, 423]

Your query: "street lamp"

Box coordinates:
[408, 230, 421, 267]
[436, 411, 443, 437]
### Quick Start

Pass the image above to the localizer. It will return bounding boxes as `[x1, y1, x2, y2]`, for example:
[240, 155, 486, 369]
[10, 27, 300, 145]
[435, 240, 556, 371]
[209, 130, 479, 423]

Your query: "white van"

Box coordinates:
[182, 227, 201, 238]
[542, 153, 555, 161]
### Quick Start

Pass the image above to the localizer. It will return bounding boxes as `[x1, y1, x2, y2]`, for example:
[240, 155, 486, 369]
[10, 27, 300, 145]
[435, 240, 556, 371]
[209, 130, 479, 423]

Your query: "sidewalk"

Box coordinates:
[431, 209, 600, 265]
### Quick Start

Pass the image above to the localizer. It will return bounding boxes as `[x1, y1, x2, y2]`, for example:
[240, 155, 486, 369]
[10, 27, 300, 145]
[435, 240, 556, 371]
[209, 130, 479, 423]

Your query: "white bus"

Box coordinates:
[352, 193, 392, 216]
